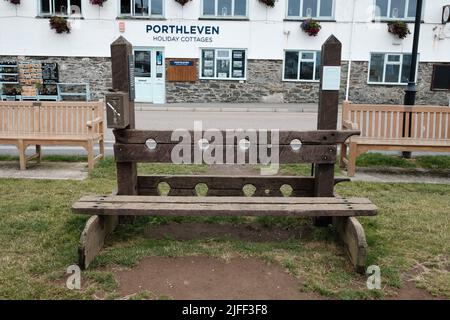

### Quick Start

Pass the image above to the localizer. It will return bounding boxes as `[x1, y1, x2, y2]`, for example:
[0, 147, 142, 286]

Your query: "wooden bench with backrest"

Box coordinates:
[0, 101, 105, 171]
[72, 35, 378, 274]
[340, 101, 450, 176]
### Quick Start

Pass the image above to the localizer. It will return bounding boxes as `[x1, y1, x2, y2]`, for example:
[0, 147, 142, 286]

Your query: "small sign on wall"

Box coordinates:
[322, 66, 341, 91]
[167, 58, 197, 82]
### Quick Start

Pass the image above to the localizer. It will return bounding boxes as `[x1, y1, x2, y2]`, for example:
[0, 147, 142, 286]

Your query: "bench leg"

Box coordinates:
[333, 217, 367, 274]
[35, 145, 42, 164]
[78, 215, 118, 269]
[347, 142, 358, 177]
[99, 137, 105, 160]
[18, 140, 27, 170]
[339, 143, 347, 169]
[86, 140, 94, 172]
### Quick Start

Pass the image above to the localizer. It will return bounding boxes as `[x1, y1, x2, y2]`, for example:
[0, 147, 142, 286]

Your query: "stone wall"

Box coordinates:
[166, 59, 449, 105]
[166, 59, 321, 103]
[1, 55, 448, 105]
[347, 61, 450, 106]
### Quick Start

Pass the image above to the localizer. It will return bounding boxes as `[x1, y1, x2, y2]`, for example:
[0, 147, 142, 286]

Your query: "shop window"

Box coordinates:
[286, 0, 334, 20]
[120, 0, 164, 17]
[431, 64, 450, 91]
[283, 50, 321, 81]
[201, 49, 246, 80]
[39, 0, 82, 17]
[374, 0, 422, 20]
[368, 53, 417, 85]
[202, 0, 248, 18]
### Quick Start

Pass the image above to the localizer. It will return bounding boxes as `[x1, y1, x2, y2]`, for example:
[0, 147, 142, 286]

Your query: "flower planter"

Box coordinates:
[175, 0, 192, 5]
[7, 0, 21, 5]
[259, 0, 277, 7]
[301, 19, 321, 37]
[388, 21, 410, 39]
[50, 16, 71, 34]
[89, 0, 107, 6]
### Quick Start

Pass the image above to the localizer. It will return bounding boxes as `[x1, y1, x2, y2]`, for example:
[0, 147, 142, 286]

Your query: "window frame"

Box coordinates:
[373, 0, 424, 21]
[285, 0, 335, 21]
[199, 48, 247, 81]
[38, 0, 82, 17]
[201, 0, 249, 19]
[282, 50, 321, 82]
[367, 52, 419, 86]
[118, 0, 165, 18]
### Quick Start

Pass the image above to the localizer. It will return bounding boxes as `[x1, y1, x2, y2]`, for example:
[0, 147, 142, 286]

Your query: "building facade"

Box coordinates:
[0, 0, 449, 105]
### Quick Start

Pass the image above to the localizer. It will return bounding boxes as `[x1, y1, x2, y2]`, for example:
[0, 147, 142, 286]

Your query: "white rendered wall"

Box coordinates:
[0, 0, 449, 61]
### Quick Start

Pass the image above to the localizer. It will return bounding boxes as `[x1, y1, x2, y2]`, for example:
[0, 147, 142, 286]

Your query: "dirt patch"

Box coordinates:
[113, 256, 321, 300]
[389, 280, 445, 300]
[144, 222, 313, 242]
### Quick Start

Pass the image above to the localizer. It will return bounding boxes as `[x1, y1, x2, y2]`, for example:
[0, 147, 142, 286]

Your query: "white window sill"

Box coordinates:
[200, 77, 247, 81]
[199, 16, 249, 21]
[284, 17, 335, 22]
[117, 15, 165, 20]
[367, 81, 408, 86]
[283, 79, 320, 83]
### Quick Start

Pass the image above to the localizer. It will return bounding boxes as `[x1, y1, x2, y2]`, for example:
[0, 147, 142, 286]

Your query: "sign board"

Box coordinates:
[106, 92, 130, 129]
[170, 61, 194, 67]
[128, 55, 135, 101]
[322, 66, 341, 91]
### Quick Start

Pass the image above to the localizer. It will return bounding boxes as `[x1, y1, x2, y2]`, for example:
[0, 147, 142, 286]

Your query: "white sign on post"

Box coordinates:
[322, 66, 341, 91]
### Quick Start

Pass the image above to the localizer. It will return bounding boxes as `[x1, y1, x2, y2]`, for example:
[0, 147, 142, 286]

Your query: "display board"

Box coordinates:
[167, 58, 197, 82]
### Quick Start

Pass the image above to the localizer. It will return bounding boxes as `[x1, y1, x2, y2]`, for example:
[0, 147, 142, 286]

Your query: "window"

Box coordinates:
[120, 0, 164, 17]
[368, 53, 416, 84]
[201, 49, 246, 80]
[202, 0, 247, 18]
[286, 0, 334, 19]
[283, 51, 321, 81]
[374, 0, 420, 20]
[39, 0, 82, 17]
[431, 65, 450, 91]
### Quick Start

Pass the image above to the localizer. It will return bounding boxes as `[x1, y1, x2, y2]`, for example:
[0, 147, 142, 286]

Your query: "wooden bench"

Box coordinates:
[0, 101, 104, 171]
[72, 35, 378, 274]
[340, 101, 450, 176]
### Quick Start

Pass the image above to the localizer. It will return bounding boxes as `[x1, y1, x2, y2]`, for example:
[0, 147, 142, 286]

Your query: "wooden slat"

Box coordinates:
[113, 129, 360, 145]
[72, 196, 378, 217]
[136, 175, 349, 197]
[113, 143, 337, 164]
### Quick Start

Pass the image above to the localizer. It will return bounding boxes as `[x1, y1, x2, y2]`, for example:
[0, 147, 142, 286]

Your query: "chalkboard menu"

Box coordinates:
[231, 50, 245, 79]
[42, 63, 59, 84]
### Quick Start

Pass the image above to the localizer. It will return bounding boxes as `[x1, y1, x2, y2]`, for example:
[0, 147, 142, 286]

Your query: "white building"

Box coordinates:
[0, 0, 449, 104]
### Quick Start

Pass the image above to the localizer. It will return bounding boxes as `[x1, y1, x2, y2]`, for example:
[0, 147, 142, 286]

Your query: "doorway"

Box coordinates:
[133, 48, 165, 104]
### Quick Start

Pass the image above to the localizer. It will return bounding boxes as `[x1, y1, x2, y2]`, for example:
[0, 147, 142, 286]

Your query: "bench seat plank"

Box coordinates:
[0, 134, 101, 141]
[72, 196, 377, 217]
[349, 137, 450, 147]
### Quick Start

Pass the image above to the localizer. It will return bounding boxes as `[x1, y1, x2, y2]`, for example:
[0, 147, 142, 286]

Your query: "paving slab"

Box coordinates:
[0, 161, 88, 180]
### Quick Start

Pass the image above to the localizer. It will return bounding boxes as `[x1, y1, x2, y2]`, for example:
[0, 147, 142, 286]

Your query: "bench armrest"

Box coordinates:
[86, 117, 103, 128]
[342, 120, 358, 130]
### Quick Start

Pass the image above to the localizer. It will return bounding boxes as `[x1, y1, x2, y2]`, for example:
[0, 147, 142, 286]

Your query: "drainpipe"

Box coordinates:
[345, 0, 357, 101]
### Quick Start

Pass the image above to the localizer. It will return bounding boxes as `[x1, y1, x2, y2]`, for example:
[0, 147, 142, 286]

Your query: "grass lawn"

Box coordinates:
[356, 153, 450, 170]
[0, 157, 449, 299]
